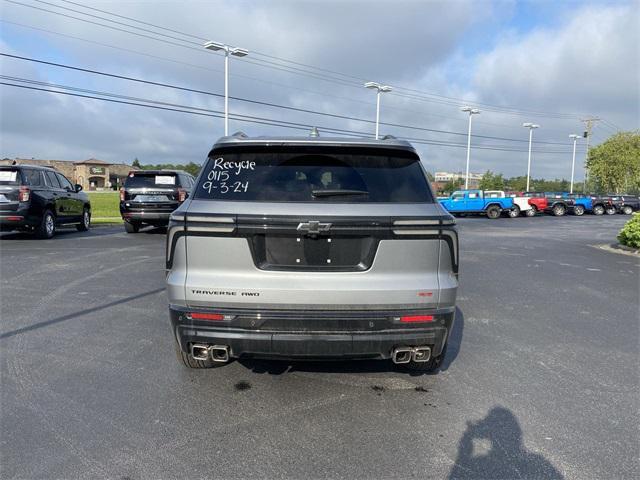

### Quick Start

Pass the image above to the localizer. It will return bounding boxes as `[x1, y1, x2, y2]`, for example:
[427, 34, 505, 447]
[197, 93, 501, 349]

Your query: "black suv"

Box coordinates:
[119, 170, 195, 233]
[0, 165, 91, 238]
[608, 195, 640, 215]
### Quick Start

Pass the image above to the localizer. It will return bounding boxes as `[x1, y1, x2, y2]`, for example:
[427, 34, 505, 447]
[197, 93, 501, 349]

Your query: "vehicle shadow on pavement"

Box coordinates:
[448, 406, 563, 479]
[0, 287, 164, 339]
[237, 307, 464, 377]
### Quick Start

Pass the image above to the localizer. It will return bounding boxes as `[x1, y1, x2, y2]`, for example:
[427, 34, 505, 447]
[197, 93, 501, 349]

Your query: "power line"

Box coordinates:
[6, 0, 592, 120]
[52, 0, 589, 119]
[0, 77, 586, 154]
[57, 0, 368, 84]
[8, 0, 366, 90]
[0, 19, 386, 110]
[1, 53, 586, 148]
[2, 18, 549, 134]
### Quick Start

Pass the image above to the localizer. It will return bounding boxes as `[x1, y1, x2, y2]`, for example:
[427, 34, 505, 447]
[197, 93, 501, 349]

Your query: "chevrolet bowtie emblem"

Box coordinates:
[297, 221, 332, 234]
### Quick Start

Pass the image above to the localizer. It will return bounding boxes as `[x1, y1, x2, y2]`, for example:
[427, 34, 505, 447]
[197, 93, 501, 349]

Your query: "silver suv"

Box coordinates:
[166, 133, 458, 372]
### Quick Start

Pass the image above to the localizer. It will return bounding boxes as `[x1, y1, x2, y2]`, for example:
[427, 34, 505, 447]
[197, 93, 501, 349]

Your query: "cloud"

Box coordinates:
[0, 0, 637, 180]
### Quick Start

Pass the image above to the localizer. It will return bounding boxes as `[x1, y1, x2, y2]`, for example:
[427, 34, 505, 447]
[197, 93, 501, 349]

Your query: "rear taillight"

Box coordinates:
[18, 186, 30, 202]
[178, 188, 187, 202]
[399, 315, 435, 323]
[188, 312, 224, 321]
[119, 188, 125, 201]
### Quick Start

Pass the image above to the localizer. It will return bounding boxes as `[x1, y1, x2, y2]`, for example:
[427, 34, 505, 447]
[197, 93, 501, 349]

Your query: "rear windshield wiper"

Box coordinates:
[311, 189, 369, 197]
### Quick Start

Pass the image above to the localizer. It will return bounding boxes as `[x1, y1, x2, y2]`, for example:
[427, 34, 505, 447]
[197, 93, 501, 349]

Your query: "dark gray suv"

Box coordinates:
[166, 133, 459, 371]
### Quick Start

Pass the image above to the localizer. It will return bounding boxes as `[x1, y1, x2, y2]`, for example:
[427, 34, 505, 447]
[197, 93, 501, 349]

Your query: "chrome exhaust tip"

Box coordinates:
[209, 345, 230, 363]
[190, 344, 210, 361]
[412, 346, 432, 363]
[391, 347, 413, 364]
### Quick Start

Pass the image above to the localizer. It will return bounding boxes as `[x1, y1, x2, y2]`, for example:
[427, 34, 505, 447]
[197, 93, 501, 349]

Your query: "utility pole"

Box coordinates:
[581, 116, 600, 192]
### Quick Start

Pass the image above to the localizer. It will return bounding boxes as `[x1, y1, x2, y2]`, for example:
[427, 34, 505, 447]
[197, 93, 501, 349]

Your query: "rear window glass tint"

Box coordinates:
[0, 169, 20, 184]
[23, 169, 43, 186]
[194, 151, 433, 203]
[125, 173, 178, 188]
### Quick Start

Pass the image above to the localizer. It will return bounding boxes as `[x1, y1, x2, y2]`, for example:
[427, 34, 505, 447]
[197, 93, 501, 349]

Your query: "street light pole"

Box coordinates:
[461, 106, 480, 189]
[224, 51, 229, 135]
[203, 41, 249, 136]
[375, 89, 381, 140]
[522, 123, 540, 191]
[364, 82, 392, 139]
[569, 134, 580, 193]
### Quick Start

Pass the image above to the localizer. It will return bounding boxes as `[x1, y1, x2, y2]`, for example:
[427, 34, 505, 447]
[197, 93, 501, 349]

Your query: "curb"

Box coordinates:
[593, 243, 640, 257]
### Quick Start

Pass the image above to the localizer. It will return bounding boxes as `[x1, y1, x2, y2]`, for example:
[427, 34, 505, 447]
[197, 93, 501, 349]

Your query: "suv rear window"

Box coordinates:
[125, 173, 179, 188]
[0, 168, 21, 185]
[194, 150, 433, 203]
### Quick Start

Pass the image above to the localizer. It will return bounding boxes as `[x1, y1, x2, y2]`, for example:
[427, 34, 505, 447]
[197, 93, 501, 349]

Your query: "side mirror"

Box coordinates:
[75, 184, 83, 193]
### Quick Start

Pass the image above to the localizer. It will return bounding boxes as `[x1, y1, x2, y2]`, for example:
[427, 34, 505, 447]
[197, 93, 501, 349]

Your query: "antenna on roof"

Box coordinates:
[231, 131, 248, 138]
[309, 127, 320, 138]
[380, 134, 397, 140]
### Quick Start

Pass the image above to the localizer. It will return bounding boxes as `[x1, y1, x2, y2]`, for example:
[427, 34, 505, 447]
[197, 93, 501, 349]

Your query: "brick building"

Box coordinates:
[432, 171, 483, 193]
[0, 158, 136, 190]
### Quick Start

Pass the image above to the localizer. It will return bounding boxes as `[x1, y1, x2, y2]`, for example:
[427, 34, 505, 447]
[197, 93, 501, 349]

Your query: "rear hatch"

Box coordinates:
[168, 145, 457, 311]
[0, 168, 23, 213]
[123, 172, 180, 212]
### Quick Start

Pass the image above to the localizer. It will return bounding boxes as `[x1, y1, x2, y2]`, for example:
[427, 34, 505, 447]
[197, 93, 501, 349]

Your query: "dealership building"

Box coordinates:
[0, 158, 136, 190]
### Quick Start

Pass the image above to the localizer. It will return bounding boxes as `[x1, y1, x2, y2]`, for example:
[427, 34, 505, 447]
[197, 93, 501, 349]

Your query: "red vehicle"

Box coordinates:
[524, 193, 548, 216]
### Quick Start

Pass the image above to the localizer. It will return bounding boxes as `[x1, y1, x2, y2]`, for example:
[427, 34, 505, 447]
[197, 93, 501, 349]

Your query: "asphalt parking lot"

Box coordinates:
[0, 215, 638, 479]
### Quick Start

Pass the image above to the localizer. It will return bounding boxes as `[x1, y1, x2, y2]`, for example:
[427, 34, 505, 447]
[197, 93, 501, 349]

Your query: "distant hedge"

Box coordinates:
[618, 213, 640, 249]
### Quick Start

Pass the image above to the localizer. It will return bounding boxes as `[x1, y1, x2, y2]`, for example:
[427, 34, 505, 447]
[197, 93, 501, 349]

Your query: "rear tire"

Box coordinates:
[622, 205, 633, 215]
[605, 206, 616, 215]
[486, 206, 501, 219]
[76, 208, 91, 231]
[593, 205, 605, 215]
[525, 206, 537, 217]
[35, 210, 56, 239]
[507, 205, 520, 218]
[175, 342, 219, 369]
[573, 205, 585, 216]
[552, 204, 566, 216]
[124, 221, 140, 233]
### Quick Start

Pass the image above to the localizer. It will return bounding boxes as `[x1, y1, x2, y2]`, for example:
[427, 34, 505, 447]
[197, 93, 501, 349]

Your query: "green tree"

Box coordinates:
[130, 160, 202, 177]
[505, 176, 528, 192]
[442, 177, 464, 194]
[586, 131, 640, 193]
[479, 170, 505, 190]
[183, 162, 201, 177]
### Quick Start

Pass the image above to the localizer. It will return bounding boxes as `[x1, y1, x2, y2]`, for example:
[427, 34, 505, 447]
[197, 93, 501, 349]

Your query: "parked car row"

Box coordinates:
[438, 189, 639, 219]
[0, 165, 197, 238]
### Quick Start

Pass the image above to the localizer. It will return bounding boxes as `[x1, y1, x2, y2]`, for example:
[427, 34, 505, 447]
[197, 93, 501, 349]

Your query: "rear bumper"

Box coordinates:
[0, 215, 26, 230]
[170, 305, 455, 360]
[120, 207, 173, 224]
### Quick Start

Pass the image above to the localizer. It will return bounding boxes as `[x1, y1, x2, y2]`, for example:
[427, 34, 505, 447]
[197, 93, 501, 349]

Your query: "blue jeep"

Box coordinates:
[439, 189, 516, 219]
[563, 193, 592, 216]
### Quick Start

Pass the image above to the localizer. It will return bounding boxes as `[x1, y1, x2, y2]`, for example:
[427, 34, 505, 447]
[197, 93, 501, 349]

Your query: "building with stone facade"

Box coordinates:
[0, 158, 137, 190]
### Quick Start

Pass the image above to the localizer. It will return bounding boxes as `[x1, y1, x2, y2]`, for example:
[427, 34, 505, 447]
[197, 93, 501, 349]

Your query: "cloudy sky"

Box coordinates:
[0, 0, 638, 179]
